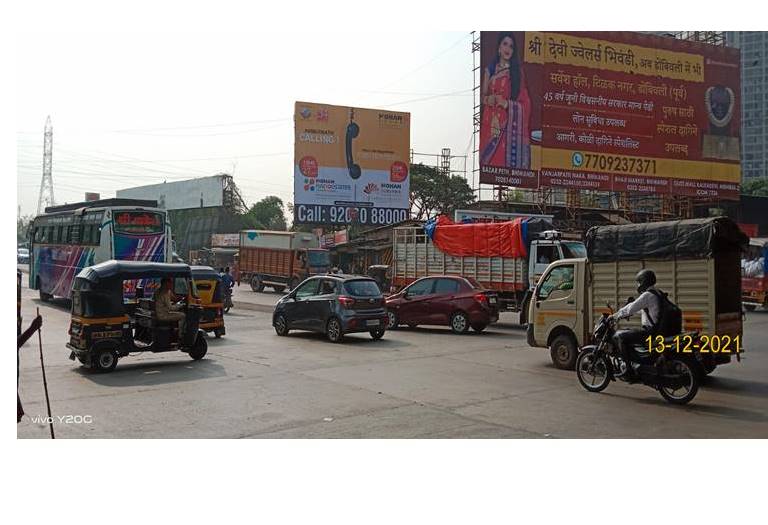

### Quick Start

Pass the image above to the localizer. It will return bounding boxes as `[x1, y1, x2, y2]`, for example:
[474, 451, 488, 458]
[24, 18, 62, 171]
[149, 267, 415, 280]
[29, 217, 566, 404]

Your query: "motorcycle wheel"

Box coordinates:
[658, 358, 699, 405]
[576, 349, 611, 393]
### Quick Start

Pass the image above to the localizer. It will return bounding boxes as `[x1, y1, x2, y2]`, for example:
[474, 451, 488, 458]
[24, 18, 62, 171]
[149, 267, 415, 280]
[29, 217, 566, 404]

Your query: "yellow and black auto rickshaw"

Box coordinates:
[191, 266, 226, 338]
[66, 261, 208, 373]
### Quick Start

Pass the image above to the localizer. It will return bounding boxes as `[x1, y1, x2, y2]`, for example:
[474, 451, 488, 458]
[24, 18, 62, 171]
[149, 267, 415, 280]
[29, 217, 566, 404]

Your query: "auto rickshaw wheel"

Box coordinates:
[94, 349, 119, 373]
[189, 334, 208, 360]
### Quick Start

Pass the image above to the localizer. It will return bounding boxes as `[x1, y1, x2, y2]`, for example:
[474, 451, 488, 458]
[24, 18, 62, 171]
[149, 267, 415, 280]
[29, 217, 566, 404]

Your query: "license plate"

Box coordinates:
[489, 297, 497, 304]
[366, 319, 380, 327]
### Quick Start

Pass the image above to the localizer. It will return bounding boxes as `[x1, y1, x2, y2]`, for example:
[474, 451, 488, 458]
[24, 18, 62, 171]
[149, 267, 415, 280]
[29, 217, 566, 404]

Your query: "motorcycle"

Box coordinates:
[575, 303, 701, 405]
[223, 286, 233, 314]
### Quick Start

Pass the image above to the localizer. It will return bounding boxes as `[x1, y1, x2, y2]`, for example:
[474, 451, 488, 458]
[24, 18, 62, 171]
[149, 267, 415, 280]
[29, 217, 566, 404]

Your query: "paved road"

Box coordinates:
[17, 282, 768, 438]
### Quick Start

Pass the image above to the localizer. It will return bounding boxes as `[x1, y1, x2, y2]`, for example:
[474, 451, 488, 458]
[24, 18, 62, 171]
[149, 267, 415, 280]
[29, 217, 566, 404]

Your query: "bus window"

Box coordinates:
[69, 224, 81, 244]
[34, 227, 43, 243]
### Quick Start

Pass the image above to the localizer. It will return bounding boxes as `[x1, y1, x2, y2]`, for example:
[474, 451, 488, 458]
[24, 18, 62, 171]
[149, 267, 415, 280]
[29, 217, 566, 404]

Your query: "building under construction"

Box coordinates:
[116, 174, 249, 259]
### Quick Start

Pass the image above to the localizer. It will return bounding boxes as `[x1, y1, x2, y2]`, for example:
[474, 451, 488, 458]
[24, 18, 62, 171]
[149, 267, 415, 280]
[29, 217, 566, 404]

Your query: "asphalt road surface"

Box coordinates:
[16, 280, 768, 438]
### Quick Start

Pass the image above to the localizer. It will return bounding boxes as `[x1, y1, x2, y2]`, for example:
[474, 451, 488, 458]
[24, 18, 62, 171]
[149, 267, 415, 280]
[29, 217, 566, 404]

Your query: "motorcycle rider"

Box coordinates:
[610, 269, 662, 372]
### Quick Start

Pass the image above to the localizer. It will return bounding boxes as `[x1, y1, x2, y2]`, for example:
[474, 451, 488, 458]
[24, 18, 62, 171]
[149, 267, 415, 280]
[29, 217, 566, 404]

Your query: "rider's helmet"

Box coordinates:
[635, 269, 656, 294]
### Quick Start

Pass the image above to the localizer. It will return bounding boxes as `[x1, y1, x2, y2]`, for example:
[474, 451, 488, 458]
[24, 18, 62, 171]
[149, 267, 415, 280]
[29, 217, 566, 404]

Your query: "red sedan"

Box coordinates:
[385, 276, 499, 334]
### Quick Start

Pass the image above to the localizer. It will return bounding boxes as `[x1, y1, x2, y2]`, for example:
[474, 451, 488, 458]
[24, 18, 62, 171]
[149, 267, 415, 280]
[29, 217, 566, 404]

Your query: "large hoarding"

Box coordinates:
[479, 32, 741, 199]
[117, 175, 225, 210]
[294, 101, 411, 226]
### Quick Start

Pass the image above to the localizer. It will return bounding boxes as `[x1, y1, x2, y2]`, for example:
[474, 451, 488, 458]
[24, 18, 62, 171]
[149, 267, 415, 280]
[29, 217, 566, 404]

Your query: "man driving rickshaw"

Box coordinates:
[67, 261, 208, 373]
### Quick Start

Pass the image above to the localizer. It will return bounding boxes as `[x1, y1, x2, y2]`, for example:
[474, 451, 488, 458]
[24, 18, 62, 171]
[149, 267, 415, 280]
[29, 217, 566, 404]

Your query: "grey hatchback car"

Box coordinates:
[272, 275, 388, 343]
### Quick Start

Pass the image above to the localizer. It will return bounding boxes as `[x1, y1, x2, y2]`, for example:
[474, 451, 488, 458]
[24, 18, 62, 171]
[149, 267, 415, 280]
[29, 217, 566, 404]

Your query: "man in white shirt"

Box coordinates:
[611, 269, 661, 369]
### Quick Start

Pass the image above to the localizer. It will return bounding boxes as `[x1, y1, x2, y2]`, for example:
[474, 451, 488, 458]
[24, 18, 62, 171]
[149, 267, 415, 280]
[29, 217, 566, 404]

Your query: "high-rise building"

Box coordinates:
[725, 32, 767, 180]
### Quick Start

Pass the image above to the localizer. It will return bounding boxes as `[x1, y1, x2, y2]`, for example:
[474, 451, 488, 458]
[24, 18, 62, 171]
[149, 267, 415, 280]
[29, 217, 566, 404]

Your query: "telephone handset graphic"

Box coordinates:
[346, 110, 361, 180]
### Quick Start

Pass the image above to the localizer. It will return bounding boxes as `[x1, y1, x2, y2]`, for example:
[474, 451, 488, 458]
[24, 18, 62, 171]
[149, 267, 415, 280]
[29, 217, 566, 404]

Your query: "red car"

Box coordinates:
[385, 276, 499, 334]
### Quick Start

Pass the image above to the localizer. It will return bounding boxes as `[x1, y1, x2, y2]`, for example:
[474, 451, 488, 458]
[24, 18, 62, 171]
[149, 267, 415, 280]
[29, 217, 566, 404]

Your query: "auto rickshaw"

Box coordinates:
[367, 265, 392, 293]
[66, 261, 208, 373]
[191, 266, 226, 338]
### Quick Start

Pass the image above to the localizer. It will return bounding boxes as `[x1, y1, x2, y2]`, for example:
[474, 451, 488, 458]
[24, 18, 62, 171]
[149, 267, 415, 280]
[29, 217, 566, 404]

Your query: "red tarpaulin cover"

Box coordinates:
[431, 216, 527, 258]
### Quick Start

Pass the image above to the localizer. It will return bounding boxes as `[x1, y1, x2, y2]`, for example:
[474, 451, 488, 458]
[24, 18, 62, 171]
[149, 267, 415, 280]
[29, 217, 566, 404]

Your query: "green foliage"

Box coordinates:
[17, 215, 33, 245]
[409, 163, 476, 221]
[742, 177, 768, 197]
[244, 196, 287, 230]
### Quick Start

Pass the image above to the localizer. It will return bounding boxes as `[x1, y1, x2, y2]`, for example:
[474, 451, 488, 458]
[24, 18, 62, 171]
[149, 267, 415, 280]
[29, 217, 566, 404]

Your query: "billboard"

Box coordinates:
[479, 32, 741, 199]
[210, 233, 239, 247]
[294, 101, 411, 225]
[117, 175, 225, 210]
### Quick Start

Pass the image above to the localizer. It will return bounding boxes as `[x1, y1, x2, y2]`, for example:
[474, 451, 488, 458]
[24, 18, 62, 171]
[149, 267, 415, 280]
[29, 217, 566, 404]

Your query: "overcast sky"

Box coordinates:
[16, 31, 474, 216]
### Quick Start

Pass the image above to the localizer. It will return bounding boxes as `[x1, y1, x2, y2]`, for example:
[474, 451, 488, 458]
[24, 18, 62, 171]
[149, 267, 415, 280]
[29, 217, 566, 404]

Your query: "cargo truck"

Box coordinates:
[238, 230, 331, 293]
[742, 237, 767, 311]
[527, 217, 748, 370]
[392, 216, 585, 317]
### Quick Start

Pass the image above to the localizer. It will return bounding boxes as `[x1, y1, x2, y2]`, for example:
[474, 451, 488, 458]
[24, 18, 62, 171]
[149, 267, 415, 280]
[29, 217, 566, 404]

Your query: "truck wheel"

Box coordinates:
[250, 275, 264, 293]
[288, 277, 298, 291]
[273, 285, 286, 294]
[550, 334, 578, 370]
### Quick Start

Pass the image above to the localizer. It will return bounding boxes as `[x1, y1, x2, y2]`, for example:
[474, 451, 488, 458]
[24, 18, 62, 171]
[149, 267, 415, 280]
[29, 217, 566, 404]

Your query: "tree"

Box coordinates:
[243, 196, 287, 230]
[409, 163, 476, 221]
[742, 177, 768, 197]
[17, 215, 33, 245]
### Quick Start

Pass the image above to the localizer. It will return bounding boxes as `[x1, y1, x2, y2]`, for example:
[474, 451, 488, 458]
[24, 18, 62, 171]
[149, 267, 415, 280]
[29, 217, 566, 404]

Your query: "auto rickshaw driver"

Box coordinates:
[154, 277, 186, 336]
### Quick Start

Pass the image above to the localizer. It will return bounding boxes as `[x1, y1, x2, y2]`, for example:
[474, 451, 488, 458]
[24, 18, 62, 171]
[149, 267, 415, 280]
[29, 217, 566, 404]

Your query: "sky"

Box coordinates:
[16, 31, 475, 217]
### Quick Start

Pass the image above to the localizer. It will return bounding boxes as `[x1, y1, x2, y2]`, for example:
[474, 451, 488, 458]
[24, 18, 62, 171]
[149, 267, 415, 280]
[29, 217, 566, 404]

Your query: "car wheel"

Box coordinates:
[189, 335, 208, 360]
[550, 334, 578, 370]
[250, 275, 264, 293]
[370, 327, 385, 340]
[274, 314, 289, 337]
[471, 323, 487, 333]
[386, 310, 399, 329]
[326, 317, 344, 343]
[94, 349, 119, 373]
[450, 312, 470, 334]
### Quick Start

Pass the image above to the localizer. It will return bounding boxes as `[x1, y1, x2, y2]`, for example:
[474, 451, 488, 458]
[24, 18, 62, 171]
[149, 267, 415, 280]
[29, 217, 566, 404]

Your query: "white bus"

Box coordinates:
[29, 198, 172, 300]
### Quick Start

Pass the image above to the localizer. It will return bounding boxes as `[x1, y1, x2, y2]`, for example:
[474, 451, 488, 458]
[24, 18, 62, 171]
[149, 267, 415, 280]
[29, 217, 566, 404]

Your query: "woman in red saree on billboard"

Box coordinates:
[480, 33, 532, 170]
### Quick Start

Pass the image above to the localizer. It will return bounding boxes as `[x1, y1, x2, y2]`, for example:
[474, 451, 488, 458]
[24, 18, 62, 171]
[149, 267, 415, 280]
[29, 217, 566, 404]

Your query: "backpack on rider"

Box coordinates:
[645, 289, 683, 336]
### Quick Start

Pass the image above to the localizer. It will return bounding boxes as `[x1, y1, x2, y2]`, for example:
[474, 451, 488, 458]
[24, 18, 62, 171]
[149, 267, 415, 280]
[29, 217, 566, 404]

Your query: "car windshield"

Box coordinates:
[343, 279, 381, 297]
[308, 250, 330, 267]
[562, 242, 587, 258]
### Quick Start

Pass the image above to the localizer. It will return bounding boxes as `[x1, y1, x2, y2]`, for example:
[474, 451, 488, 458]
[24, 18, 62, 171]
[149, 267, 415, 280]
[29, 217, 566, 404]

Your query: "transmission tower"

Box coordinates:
[36, 116, 55, 215]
